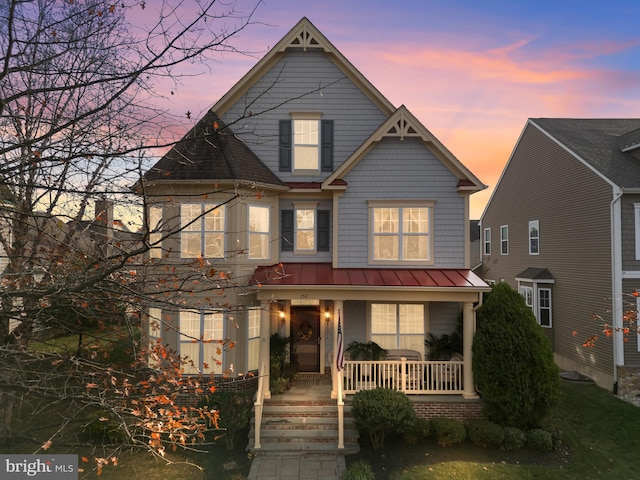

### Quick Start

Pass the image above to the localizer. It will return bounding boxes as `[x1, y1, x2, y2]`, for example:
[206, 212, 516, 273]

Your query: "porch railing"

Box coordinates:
[342, 359, 464, 395]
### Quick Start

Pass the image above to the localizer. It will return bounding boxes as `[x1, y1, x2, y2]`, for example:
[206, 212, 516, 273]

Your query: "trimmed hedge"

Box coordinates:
[430, 417, 466, 447]
[466, 419, 504, 448]
[526, 428, 553, 451]
[403, 416, 430, 445]
[502, 426, 527, 451]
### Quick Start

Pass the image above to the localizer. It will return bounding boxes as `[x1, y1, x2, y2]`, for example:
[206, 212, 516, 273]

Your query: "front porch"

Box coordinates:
[249, 263, 490, 451]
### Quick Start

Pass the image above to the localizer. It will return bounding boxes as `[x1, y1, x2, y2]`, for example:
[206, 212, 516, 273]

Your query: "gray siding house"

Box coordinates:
[140, 17, 489, 428]
[481, 118, 640, 393]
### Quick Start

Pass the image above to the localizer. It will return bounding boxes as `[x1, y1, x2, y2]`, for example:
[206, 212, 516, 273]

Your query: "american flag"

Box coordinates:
[336, 310, 344, 371]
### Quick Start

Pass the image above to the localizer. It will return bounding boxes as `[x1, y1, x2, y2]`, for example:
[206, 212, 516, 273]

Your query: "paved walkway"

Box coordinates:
[247, 374, 348, 479]
[247, 453, 346, 480]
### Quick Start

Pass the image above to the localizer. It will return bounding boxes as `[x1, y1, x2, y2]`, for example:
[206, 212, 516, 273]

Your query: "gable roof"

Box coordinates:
[323, 106, 486, 192]
[212, 17, 395, 117]
[531, 118, 640, 189]
[142, 110, 285, 188]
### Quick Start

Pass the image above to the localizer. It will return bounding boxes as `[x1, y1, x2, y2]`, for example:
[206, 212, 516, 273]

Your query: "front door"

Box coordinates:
[291, 306, 320, 372]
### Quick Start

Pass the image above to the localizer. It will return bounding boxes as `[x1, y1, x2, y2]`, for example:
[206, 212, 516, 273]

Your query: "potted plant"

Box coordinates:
[346, 341, 388, 361]
[345, 341, 388, 386]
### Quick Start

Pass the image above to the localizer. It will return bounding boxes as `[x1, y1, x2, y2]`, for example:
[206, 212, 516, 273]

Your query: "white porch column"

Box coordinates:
[462, 301, 479, 399]
[259, 305, 272, 399]
[331, 300, 344, 399]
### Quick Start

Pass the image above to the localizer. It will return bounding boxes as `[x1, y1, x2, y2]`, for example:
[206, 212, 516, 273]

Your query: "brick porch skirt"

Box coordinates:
[411, 395, 484, 422]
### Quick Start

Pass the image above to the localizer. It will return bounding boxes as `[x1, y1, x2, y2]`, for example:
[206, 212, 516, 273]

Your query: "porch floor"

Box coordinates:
[283, 372, 333, 400]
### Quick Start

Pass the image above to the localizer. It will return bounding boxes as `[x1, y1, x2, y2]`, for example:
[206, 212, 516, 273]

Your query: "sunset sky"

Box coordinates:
[149, 0, 640, 219]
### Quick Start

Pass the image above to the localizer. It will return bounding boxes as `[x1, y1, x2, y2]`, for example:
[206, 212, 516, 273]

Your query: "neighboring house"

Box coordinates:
[140, 18, 488, 410]
[480, 118, 640, 394]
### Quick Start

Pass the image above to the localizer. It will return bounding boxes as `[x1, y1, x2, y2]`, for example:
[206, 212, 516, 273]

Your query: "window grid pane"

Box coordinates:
[296, 209, 315, 250]
[293, 120, 319, 170]
[372, 207, 429, 261]
[249, 206, 270, 259]
[181, 204, 225, 258]
[371, 304, 396, 334]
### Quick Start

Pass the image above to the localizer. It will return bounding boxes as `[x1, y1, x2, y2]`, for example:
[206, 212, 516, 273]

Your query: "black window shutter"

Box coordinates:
[317, 210, 330, 251]
[321, 120, 333, 172]
[279, 120, 292, 171]
[281, 210, 294, 251]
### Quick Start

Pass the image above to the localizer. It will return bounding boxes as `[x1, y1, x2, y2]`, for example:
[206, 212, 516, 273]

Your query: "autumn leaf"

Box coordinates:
[42, 440, 52, 450]
[82, 457, 89, 463]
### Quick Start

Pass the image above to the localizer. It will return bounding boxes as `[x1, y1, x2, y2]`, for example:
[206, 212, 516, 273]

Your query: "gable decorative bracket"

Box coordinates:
[372, 110, 422, 142]
[279, 23, 329, 52]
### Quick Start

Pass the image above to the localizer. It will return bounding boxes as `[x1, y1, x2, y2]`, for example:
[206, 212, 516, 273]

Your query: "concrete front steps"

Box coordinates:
[247, 399, 360, 455]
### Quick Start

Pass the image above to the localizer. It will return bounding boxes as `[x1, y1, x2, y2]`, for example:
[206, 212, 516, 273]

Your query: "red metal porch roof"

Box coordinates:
[250, 263, 489, 290]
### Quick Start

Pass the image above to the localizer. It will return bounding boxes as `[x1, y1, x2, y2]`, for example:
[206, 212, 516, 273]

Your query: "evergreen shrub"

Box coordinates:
[473, 282, 561, 429]
[351, 388, 416, 450]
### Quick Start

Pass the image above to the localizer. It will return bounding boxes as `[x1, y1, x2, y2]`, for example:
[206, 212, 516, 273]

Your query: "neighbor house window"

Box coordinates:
[181, 203, 225, 258]
[247, 309, 261, 371]
[369, 201, 433, 264]
[147, 307, 162, 368]
[483, 228, 491, 256]
[519, 286, 533, 308]
[148, 205, 163, 259]
[529, 220, 540, 255]
[248, 205, 270, 259]
[371, 303, 425, 354]
[281, 206, 330, 253]
[279, 116, 333, 172]
[500, 225, 509, 255]
[179, 310, 224, 374]
[538, 288, 552, 327]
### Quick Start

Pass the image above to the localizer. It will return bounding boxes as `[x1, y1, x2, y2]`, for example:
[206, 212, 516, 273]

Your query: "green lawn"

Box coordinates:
[4, 363, 639, 479]
[350, 380, 640, 480]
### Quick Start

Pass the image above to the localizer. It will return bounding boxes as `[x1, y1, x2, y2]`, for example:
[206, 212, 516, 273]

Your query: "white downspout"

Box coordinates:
[611, 188, 623, 391]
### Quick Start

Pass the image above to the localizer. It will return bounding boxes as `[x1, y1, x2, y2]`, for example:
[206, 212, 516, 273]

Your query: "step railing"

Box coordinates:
[337, 367, 344, 449]
[253, 361, 265, 449]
